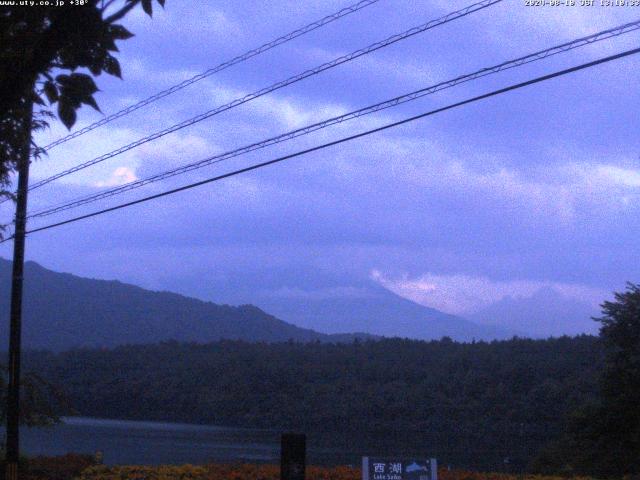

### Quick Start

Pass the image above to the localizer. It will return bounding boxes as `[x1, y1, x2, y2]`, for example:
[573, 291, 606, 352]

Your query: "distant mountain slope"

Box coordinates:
[0, 259, 369, 351]
[470, 286, 599, 338]
[254, 281, 517, 341]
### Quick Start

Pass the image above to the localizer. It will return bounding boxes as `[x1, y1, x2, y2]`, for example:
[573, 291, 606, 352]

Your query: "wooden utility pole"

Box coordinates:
[4, 93, 34, 480]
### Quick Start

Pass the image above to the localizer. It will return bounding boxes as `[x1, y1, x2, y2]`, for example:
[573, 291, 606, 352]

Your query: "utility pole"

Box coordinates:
[4, 92, 34, 480]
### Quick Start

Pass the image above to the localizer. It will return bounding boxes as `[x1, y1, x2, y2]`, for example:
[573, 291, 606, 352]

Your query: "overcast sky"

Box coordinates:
[2, 0, 639, 332]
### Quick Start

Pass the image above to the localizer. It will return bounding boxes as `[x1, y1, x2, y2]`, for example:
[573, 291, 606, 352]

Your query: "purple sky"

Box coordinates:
[2, 0, 639, 335]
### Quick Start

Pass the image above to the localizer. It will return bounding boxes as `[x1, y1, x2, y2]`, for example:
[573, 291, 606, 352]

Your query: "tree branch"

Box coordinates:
[105, 1, 138, 24]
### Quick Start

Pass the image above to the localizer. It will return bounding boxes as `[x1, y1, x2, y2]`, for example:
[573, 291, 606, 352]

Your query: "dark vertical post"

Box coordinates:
[4, 93, 33, 480]
[281, 433, 306, 480]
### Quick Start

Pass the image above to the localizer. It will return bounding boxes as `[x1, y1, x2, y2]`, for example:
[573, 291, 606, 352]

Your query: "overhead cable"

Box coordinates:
[28, 19, 640, 219]
[13, 46, 639, 239]
[42, 0, 383, 151]
[28, 0, 502, 191]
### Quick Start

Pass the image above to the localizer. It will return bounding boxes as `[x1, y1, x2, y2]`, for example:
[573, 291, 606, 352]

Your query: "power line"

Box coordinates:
[42, 0, 382, 151]
[28, 0, 502, 192]
[13, 46, 639, 240]
[27, 19, 640, 220]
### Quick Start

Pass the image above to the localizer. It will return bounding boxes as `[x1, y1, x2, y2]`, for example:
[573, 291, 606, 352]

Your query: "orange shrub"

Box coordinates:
[71, 464, 602, 480]
[75, 463, 360, 480]
[75, 464, 208, 480]
[439, 469, 596, 480]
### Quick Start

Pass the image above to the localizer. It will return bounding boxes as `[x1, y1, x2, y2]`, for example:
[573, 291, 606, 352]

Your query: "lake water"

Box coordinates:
[12, 417, 360, 466]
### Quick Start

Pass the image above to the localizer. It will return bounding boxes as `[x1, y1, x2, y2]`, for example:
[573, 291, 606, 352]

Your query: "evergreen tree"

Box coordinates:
[549, 283, 640, 477]
[593, 283, 640, 476]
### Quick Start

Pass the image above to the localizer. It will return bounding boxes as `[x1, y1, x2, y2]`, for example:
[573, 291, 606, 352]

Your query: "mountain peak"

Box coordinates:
[253, 278, 517, 341]
[470, 286, 599, 338]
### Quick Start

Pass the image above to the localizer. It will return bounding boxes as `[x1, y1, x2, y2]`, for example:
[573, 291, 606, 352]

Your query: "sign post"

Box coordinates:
[362, 457, 437, 480]
[281, 433, 306, 480]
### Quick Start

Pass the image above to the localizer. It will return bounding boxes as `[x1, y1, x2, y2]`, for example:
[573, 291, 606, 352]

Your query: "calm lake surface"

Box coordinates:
[14, 417, 359, 466]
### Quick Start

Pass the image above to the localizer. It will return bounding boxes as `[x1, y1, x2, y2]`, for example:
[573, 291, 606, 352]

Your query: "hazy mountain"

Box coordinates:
[253, 281, 517, 341]
[0, 259, 516, 350]
[0, 259, 370, 351]
[469, 286, 600, 338]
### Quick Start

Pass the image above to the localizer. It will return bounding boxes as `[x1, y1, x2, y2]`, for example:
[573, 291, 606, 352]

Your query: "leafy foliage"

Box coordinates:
[0, 457, 612, 480]
[43, 462, 604, 480]
[0, 0, 165, 201]
[0, 364, 70, 427]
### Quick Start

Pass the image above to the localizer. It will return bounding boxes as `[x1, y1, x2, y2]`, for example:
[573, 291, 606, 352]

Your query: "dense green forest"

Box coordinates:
[22, 336, 602, 472]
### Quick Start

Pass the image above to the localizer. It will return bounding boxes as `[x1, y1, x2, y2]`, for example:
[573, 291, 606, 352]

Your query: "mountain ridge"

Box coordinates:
[470, 286, 599, 338]
[0, 258, 372, 350]
[0, 258, 515, 350]
[253, 279, 517, 341]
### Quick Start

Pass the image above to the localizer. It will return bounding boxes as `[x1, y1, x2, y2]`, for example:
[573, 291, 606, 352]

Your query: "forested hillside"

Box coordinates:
[23, 336, 602, 471]
[0, 259, 371, 350]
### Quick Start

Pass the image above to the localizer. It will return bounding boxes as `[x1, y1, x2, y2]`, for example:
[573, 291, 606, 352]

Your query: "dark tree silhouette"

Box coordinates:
[539, 283, 640, 477]
[0, 364, 69, 427]
[0, 0, 166, 453]
[591, 283, 640, 476]
[0, 0, 165, 201]
[22, 336, 603, 472]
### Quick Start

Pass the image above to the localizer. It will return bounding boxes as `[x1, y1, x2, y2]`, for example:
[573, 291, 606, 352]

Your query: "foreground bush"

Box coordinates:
[77, 464, 358, 480]
[440, 471, 595, 480]
[0, 458, 607, 480]
[0, 454, 94, 480]
[75, 465, 601, 480]
[76, 464, 208, 480]
[27, 454, 95, 480]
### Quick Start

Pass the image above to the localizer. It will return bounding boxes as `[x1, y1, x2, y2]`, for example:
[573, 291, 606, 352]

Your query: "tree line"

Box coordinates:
[21, 335, 601, 472]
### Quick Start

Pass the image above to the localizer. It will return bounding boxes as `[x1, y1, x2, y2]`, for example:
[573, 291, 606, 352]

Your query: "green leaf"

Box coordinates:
[55, 74, 71, 85]
[141, 0, 153, 16]
[32, 91, 45, 106]
[88, 60, 103, 76]
[109, 24, 134, 40]
[83, 95, 101, 113]
[43, 81, 59, 103]
[70, 73, 99, 95]
[103, 36, 119, 53]
[103, 55, 122, 79]
[58, 101, 77, 130]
